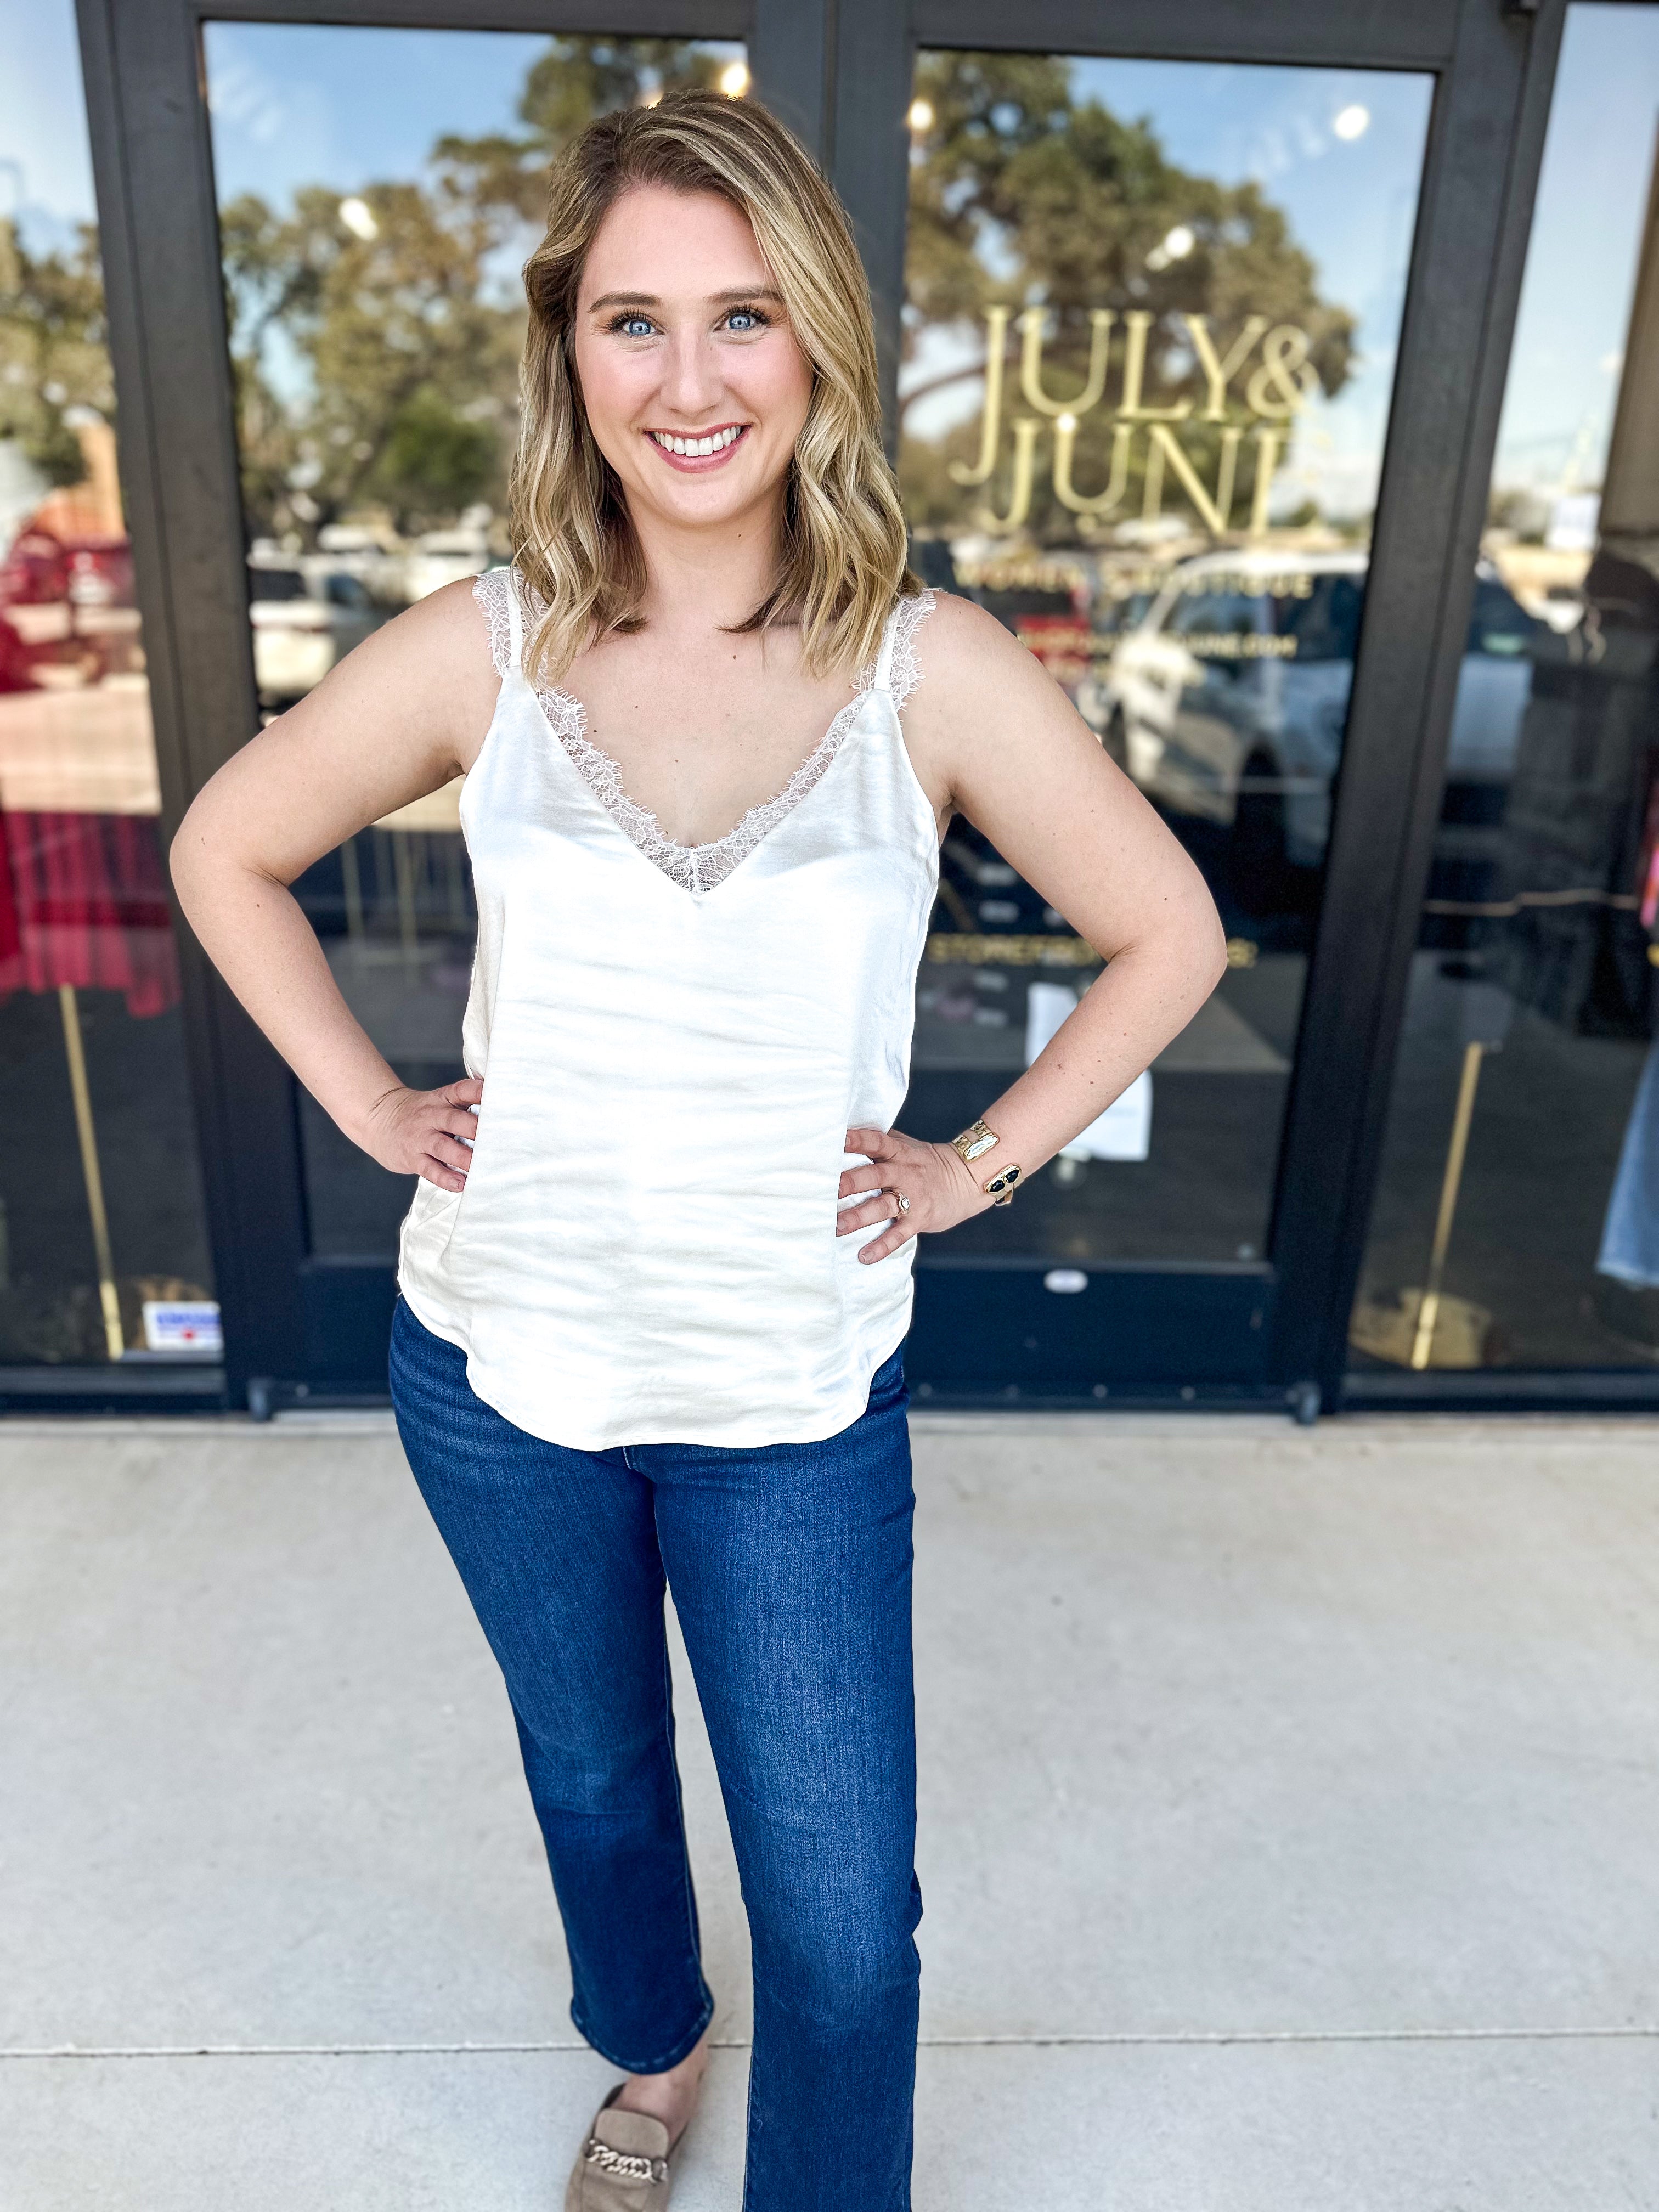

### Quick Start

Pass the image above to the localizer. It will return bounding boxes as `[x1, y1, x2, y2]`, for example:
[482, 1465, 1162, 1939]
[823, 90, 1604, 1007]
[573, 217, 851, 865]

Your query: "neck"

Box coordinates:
[626, 482, 787, 640]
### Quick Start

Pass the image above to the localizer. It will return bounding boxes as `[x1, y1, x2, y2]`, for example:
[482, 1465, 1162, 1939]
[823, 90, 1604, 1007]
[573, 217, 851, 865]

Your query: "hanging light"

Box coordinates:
[719, 60, 750, 98]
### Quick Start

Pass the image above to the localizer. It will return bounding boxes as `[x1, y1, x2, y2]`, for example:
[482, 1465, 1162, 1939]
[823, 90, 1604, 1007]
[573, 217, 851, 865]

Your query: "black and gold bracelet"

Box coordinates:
[981, 1161, 1023, 1206]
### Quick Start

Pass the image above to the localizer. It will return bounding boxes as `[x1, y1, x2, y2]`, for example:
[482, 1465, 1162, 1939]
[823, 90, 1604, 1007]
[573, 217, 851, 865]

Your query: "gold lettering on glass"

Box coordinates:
[1052, 417, 1133, 516]
[1017, 307, 1114, 417]
[947, 304, 1011, 486]
[1248, 427, 1286, 536]
[945, 308, 1314, 536]
[1146, 424, 1244, 535]
[1245, 326, 1319, 418]
[1116, 310, 1192, 421]
[1184, 314, 1270, 421]
[975, 415, 1040, 534]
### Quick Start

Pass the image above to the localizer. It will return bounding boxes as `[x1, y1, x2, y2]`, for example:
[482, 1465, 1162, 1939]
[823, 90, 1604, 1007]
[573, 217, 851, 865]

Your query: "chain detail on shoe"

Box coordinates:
[584, 2138, 670, 2186]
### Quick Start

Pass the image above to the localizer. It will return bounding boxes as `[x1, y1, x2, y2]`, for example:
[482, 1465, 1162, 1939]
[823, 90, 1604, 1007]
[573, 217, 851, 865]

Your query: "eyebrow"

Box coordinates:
[585, 286, 785, 314]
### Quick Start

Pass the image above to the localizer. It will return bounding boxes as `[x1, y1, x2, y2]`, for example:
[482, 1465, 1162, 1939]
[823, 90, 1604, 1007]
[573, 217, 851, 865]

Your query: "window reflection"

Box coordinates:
[205, 26, 746, 1259]
[0, 0, 216, 1361]
[1352, 2, 1659, 1373]
[899, 52, 1431, 1264]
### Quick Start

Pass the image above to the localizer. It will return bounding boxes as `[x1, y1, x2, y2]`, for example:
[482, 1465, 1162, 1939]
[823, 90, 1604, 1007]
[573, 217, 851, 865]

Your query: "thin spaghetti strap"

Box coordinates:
[871, 590, 935, 709]
[872, 601, 902, 694]
[505, 566, 526, 669]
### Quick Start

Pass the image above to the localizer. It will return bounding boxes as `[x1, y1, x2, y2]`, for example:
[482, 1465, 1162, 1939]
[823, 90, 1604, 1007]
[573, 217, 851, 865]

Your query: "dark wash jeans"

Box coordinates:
[388, 1298, 921, 2212]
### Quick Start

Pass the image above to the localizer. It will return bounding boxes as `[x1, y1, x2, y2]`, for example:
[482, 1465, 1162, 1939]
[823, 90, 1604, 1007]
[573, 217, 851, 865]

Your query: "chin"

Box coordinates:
[648, 473, 777, 527]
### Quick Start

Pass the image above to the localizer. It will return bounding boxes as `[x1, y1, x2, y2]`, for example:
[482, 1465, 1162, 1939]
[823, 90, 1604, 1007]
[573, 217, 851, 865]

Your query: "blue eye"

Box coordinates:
[726, 306, 770, 332]
[617, 315, 654, 337]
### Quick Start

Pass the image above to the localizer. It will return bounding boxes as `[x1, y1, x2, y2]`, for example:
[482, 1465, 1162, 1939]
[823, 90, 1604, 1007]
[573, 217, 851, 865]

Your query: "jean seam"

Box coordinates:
[663, 1638, 715, 2028]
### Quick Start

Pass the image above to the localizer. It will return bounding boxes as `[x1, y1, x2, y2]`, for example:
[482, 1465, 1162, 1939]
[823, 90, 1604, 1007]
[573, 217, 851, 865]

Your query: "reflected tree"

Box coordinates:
[0, 218, 114, 487]
[221, 37, 727, 546]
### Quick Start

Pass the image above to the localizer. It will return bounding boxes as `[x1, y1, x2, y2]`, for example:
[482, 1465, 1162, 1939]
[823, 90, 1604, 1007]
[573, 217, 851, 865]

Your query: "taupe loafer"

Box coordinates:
[564, 2086, 675, 2211]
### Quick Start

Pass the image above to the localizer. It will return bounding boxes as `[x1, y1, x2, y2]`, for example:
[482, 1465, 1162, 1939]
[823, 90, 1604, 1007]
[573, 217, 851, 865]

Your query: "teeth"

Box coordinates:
[652, 427, 742, 457]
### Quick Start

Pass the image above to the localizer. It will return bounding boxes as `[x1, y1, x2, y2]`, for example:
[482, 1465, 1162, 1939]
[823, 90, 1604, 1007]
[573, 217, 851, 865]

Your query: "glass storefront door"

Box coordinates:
[65, 0, 1615, 1409]
[201, 24, 746, 1367]
[895, 48, 1431, 1392]
[1352, 2, 1659, 1383]
[0, 0, 217, 1373]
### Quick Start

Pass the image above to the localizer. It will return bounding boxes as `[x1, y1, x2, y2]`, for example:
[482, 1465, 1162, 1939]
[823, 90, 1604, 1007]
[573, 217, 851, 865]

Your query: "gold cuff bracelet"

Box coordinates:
[951, 1118, 1001, 1165]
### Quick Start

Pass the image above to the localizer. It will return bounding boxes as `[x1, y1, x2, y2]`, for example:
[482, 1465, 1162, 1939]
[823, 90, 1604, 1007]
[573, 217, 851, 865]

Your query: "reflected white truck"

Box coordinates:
[1096, 549, 1539, 876]
[248, 560, 379, 705]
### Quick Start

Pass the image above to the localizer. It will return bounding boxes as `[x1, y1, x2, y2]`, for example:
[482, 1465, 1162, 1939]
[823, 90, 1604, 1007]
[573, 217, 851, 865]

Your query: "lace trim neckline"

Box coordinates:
[533, 682, 870, 898]
[476, 575, 934, 898]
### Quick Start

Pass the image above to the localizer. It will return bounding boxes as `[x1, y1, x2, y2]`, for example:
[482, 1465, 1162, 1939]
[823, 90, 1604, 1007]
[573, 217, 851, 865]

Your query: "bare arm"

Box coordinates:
[840, 590, 1228, 1260]
[170, 579, 500, 1193]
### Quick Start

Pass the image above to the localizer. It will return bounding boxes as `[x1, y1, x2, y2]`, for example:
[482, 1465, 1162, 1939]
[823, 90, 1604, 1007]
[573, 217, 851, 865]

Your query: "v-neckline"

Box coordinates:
[523, 673, 876, 899]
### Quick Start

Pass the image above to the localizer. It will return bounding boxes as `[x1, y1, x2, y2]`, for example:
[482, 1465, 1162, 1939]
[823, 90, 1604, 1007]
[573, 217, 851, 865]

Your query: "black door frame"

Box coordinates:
[59, 0, 1618, 1416]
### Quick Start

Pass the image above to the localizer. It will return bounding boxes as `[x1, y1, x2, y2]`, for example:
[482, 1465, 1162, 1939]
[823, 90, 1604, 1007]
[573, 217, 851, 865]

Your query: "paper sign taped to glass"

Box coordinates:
[1025, 979, 1152, 1162]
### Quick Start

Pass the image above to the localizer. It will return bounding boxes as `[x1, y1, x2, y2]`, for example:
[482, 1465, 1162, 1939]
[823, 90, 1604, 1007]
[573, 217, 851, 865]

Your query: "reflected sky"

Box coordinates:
[1495, 3, 1659, 496]
[0, 0, 93, 245]
[204, 21, 744, 210]
[1068, 59, 1429, 343]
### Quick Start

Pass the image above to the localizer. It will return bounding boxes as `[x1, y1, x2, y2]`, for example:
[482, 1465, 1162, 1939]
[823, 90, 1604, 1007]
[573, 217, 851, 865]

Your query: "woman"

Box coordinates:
[173, 88, 1226, 2212]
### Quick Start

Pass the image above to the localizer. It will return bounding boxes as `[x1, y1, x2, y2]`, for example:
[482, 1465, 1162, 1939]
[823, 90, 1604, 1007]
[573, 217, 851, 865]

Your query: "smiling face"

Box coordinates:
[571, 184, 814, 541]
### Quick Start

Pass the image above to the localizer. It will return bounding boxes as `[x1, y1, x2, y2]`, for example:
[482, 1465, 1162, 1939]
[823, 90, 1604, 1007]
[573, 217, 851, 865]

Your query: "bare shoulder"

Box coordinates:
[302, 571, 499, 691]
[903, 586, 1092, 805]
[364, 571, 498, 674]
[913, 586, 1025, 669]
[909, 588, 1063, 714]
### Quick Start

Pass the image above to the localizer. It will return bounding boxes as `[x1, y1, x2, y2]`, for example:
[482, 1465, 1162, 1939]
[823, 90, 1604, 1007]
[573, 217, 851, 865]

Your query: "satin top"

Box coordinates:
[396, 568, 939, 1448]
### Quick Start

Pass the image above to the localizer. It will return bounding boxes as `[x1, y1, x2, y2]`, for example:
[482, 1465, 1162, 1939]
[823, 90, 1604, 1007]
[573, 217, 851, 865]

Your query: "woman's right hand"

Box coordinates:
[360, 1077, 484, 1191]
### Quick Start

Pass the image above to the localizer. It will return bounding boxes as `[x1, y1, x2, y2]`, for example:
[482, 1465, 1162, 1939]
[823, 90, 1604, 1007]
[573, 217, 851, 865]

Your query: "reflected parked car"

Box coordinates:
[248, 561, 379, 705]
[400, 527, 491, 603]
[1098, 550, 1541, 885]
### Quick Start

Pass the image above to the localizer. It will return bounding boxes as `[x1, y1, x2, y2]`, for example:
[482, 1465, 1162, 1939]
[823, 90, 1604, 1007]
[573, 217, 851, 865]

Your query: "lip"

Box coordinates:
[643, 424, 751, 473]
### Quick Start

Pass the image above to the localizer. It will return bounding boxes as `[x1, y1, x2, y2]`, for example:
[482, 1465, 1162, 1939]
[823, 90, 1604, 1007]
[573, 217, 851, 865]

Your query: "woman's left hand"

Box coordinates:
[839, 1124, 991, 1263]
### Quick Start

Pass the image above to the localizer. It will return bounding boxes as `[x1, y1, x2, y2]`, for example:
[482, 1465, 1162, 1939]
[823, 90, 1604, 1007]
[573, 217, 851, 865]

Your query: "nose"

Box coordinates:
[658, 325, 725, 422]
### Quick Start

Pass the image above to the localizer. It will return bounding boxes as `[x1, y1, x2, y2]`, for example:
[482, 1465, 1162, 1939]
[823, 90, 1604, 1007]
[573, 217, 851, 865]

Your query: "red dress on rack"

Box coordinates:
[0, 809, 180, 1019]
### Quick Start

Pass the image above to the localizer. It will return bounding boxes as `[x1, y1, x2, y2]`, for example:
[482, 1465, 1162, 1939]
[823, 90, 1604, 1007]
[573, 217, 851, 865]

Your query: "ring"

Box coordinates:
[895, 1193, 911, 1214]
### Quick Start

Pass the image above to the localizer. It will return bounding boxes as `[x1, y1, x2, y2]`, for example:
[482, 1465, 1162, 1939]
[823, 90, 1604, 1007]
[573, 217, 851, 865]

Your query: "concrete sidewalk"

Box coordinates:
[3, 1410, 1657, 2208]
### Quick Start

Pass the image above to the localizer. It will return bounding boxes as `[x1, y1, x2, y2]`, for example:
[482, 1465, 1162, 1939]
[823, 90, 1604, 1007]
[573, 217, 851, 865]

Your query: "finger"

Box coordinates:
[444, 1077, 484, 1105]
[427, 1135, 473, 1172]
[439, 1108, 480, 1140]
[837, 1164, 889, 1199]
[844, 1126, 898, 1160]
[836, 1194, 903, 1236]
[420, 1161, 467, 1192]
[857, 1218, 916, 1263]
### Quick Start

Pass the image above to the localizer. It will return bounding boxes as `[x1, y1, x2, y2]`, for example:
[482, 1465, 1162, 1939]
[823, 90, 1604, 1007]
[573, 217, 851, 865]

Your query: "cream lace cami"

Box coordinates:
[396, 568, 939, 1448]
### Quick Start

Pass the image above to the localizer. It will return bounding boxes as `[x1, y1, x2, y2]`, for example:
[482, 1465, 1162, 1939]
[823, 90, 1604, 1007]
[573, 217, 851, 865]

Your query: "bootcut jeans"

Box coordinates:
[388, 1297, 921, 2211]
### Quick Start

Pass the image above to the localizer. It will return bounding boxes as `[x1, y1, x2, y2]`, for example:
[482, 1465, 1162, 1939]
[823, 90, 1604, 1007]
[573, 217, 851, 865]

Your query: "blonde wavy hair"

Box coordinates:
[512, 87, 917, 685]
